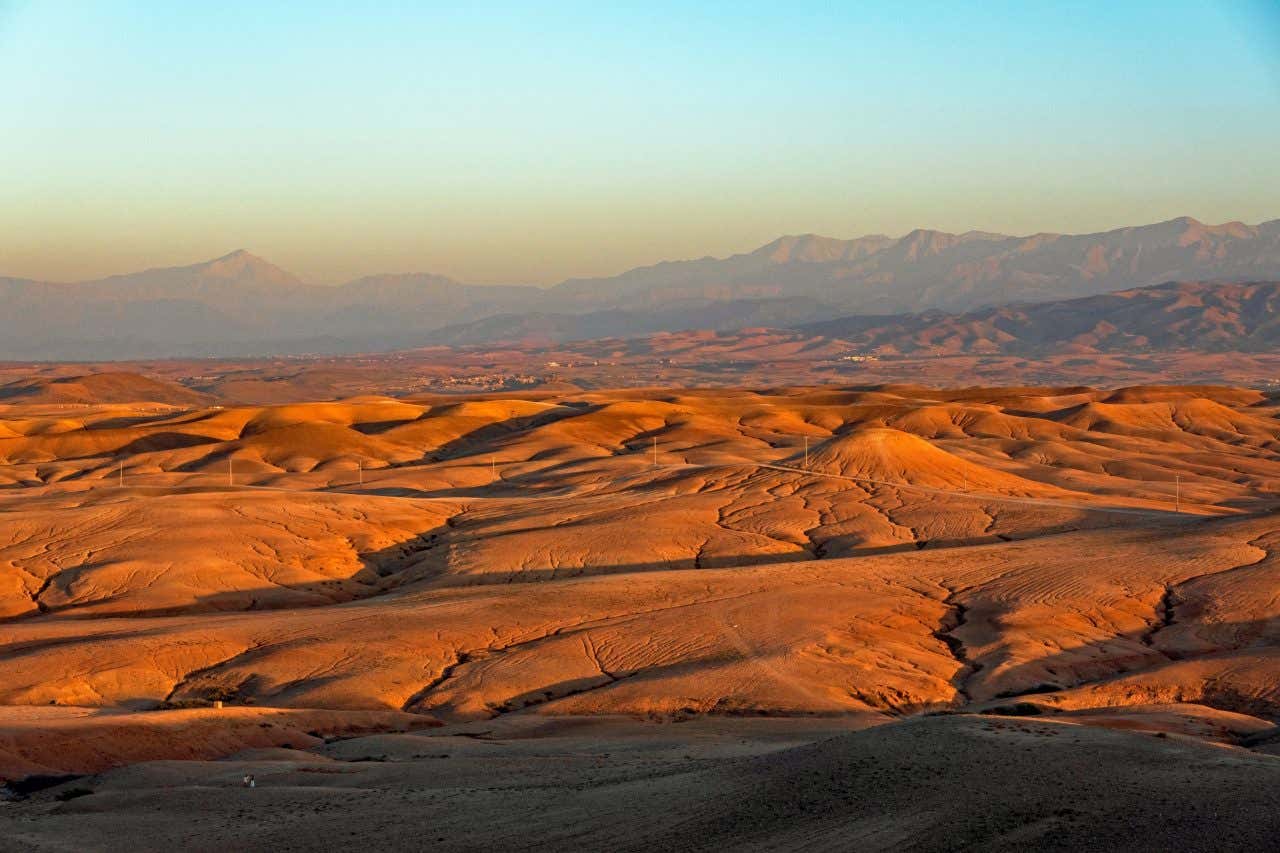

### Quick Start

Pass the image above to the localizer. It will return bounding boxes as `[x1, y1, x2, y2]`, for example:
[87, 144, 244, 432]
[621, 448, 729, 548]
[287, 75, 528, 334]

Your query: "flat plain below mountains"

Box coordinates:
[1, 382, 1278, 851]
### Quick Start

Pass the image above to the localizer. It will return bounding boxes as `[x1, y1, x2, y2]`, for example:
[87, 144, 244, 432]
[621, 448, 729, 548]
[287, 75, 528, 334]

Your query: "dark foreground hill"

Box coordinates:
[4, 714, 1279, 852]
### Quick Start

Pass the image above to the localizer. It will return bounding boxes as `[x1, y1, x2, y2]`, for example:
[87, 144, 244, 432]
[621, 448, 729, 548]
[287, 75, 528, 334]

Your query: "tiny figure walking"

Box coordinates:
[243, 773, 255, 789]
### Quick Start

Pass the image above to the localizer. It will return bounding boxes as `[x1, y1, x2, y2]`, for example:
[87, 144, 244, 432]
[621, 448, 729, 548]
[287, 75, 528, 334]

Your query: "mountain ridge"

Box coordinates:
[24, 215, 1276, 290]
[4, 215, 1279, 359]
[799, 279, 1280, 355]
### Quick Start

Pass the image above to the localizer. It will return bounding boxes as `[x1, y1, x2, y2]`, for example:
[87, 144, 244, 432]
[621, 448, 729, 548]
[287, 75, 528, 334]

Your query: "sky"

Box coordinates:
[3, 1, 1279, 285]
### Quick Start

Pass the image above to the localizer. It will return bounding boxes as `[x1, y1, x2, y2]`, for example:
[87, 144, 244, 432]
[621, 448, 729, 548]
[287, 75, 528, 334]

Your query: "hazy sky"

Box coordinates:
[3, 1, 1279, 285]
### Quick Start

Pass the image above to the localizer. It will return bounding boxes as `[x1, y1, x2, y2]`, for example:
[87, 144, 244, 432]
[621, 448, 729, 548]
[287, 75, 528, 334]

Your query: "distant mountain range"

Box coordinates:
[3, 216, 1278, 359]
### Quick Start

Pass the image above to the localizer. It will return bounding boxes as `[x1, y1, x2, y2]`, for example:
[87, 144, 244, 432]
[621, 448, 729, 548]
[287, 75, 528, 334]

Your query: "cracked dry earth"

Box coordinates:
[2, 383, 1280, 851]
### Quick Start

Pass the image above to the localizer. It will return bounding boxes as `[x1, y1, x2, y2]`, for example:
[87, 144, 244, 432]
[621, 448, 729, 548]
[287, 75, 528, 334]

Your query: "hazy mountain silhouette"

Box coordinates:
[0, 251, 540, 358]
[545, 217, 1280, 316]
[2, 217, 1278, 358]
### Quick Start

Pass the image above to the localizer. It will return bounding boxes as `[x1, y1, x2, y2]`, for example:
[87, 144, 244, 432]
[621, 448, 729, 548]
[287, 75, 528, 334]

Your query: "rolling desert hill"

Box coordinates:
[0, 372, 212, 407]
[3, 216, 1278, 359]
[0, 384, 1278, 710]
[1, 382, 1279, 849]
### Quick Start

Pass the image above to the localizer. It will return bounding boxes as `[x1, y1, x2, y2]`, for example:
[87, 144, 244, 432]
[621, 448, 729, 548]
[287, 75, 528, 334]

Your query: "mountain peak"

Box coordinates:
[753, 233, 894, 263]
[196, 249, 302, 285]
[1132, 216, 1203, 237]
[753, 234, 842, 261]
[1127, 216, 1266, 246]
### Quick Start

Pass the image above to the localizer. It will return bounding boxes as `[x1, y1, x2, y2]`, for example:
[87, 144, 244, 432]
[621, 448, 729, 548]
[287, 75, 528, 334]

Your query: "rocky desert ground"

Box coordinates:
[1, 381, 1278, 850]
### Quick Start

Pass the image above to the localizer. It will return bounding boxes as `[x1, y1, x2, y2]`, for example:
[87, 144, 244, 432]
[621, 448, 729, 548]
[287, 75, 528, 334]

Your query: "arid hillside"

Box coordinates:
[803, 279, 1280, 354]
[0, 372, 212, 407]
[1, 382, 1278, 849]
[0, 383, 1277, 711]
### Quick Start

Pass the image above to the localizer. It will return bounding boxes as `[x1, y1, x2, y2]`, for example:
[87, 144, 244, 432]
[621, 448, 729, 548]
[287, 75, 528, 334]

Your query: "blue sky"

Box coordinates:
[2, 1, 1278, 283]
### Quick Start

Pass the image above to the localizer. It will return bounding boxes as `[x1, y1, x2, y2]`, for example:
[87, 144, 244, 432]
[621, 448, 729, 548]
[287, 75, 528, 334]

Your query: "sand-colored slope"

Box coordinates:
[2, 517, 1275, 723]
[0, 553, 963, 715]
[798, 426, 1077, 496]
[0, 490, 460, 618]
[0, 383, 1278, 790]
[0, 372, 212, 407]
[935, 516, 1272, 702]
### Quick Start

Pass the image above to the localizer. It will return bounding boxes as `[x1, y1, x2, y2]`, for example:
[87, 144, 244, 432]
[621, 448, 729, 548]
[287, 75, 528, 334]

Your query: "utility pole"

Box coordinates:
[357, 461, 363, 486]
[228, 457, 233, 487]
[652, 436, 658, 468]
